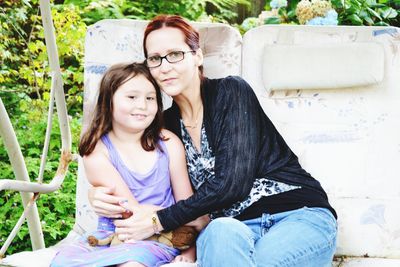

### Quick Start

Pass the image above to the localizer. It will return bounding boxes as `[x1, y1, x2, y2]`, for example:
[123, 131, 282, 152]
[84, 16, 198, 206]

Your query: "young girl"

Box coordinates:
[51, 62, 196, 266]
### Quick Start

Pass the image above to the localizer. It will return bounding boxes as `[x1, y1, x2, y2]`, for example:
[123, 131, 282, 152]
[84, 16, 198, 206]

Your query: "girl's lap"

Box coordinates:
[51, 239, 178, 267]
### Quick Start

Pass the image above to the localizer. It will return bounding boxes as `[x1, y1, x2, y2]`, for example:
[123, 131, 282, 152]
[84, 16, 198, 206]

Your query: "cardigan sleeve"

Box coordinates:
[158, 77, 262, 230]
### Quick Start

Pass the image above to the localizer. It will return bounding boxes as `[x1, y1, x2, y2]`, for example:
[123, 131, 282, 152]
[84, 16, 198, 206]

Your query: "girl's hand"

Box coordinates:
[114, 202, 162, 242]
[88, 186, 126, 218]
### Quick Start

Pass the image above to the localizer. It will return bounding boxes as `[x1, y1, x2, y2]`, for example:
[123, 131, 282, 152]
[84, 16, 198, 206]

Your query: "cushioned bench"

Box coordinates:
[2, 20, 400, 267]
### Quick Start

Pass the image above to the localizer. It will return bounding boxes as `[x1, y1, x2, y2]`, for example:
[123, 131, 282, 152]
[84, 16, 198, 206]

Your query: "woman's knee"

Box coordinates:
[196, 218, 257, 267]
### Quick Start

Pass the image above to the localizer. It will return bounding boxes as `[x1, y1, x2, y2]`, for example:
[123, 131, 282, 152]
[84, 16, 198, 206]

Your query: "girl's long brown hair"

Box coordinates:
[79, 62, 164, 156]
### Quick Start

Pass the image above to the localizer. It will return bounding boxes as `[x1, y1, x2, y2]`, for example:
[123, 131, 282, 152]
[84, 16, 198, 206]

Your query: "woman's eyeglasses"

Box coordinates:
[146, 50, 195, 68]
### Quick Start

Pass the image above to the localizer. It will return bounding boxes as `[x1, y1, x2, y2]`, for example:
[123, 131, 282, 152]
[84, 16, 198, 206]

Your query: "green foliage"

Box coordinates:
[0, 0, 85, 114]
[239, 0, 399, 33]
[64, 0, 249, 24]
[331, 0, 399, 26]
[0, 93, 81, 254]
[52, 4, 86, 114]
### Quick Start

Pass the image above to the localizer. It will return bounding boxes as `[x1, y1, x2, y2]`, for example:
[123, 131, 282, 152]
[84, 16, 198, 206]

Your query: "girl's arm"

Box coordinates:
[162, 129, 193, 202]
[163, 130, 210, 231]
[163, 130, 203, 263]
[83, 141, 139, 217]
[163, 129, 209, 227]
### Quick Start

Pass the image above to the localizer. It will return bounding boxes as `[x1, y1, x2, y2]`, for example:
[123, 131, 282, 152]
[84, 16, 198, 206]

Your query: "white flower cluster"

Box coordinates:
[296, 0, 338, 25]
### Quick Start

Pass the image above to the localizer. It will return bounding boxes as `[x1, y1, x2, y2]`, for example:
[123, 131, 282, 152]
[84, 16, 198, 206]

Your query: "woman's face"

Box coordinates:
[145, 27, 203, 97]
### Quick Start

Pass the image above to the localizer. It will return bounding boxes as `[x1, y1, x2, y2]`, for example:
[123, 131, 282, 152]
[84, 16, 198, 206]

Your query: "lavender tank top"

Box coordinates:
[97, 134, 175, 231]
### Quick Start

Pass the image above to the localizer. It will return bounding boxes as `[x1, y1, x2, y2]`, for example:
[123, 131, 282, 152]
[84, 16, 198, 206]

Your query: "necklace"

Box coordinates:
[183, 106, 203, 129]
[183, 119, 199, 129]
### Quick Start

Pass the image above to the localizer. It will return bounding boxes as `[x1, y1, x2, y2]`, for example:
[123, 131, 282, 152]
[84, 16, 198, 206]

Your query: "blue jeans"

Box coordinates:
[196, 207, 337, 267]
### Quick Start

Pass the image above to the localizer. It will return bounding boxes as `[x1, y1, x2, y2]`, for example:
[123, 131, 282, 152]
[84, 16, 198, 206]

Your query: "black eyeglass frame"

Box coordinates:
[146, 50, 196, 68]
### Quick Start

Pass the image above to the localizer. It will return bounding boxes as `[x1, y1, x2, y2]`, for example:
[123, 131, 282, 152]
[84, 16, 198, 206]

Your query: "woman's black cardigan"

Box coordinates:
[157, 76, 328, 231]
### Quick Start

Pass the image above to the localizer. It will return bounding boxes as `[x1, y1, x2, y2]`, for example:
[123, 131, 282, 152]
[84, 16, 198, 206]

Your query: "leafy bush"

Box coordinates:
[65, 0, 249, 24]
[332, 0, 399, 26]
[240, 0, 400, 32]
[0, 0, 85, 114]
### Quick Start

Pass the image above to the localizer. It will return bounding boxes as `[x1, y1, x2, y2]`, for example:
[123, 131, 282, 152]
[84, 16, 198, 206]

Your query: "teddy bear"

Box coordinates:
[87, 211, 198, 250]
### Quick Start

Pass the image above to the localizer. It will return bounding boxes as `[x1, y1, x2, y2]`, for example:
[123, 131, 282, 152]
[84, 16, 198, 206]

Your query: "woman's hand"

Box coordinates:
[88, 186, 126, 218]
[114, 202, 163, 242]
[185, 214, 210, 232]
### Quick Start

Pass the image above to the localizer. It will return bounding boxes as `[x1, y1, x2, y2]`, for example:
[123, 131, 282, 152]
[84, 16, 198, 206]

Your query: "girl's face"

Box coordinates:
[112, 74, 158, 133]
[145, 27, 203, 97]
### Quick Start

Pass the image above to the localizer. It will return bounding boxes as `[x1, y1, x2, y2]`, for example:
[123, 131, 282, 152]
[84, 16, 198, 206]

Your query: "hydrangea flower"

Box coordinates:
[296, 0, 338, 25]
[241, 17, 261, 32]
[307, 9, 338, 25]
[270, 0, 288, 9]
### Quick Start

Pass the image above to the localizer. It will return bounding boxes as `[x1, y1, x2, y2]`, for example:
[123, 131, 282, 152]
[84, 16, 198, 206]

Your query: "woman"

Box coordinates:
[90, 15, 337, 267]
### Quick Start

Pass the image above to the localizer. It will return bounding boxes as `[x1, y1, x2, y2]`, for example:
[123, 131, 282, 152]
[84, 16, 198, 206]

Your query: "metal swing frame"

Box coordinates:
[0, 0, 72, 257]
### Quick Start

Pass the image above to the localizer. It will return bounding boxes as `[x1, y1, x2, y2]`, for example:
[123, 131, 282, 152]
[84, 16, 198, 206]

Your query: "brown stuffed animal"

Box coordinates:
[88, 226, 197, 250]
[147, 225, 198, 250]
[87, 211, 198, 250]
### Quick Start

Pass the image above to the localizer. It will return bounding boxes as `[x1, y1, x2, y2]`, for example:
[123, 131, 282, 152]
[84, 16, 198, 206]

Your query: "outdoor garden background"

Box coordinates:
[1, 0, 399, 254]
